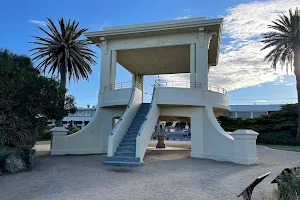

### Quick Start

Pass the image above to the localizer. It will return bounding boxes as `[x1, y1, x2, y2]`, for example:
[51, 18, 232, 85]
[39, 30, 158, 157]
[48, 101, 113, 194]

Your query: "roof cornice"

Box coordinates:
[84, 18, 223, 38]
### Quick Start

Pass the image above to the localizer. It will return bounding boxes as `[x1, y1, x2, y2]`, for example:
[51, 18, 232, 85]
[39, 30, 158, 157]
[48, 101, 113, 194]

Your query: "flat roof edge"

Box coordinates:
[84, 18, 223, 38]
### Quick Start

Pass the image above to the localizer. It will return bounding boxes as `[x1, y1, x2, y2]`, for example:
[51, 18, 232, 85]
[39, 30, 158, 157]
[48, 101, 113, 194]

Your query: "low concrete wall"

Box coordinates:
[100, 88, 132, 107]
[155, 88, 229, 111]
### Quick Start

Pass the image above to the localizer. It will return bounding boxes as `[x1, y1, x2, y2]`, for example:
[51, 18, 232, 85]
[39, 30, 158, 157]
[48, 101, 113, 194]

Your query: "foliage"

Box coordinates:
[262, 168, 300, 200]
[30, 18, 97, 87]
[261, 7, 300, 70]
[0, 49, 39, 73]
[261, 7, 300, 140]
[218, 104, 299, 145]
[0, 54, 76, 148]
[67, 127, 80, 135]
[41, 129, 52, 141]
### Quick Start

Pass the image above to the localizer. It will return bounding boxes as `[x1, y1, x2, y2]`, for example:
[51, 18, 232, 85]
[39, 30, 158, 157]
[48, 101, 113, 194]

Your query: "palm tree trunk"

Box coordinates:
[294, 49, 300, 142]
[55, 63, 67, 127]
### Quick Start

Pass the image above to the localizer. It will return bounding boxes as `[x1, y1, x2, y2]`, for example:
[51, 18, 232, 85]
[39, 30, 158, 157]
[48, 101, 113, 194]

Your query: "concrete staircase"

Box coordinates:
[103, 103, 150, 167]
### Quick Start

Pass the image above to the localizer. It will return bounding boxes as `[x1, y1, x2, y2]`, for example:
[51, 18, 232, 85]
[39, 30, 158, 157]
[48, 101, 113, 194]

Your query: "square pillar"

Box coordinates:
[50, 127, 68, 155]
[190, 43, 196, 87]
[196, 30, 209, 90]
[110, 50, 117, 86]
[190, 107, 204, 158]
[99, 43, 111, 93]
[231, 130, 259, 165]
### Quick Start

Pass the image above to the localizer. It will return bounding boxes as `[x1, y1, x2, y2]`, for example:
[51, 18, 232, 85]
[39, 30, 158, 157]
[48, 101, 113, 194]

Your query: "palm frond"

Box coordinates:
[30, 17, 97, 86]
[261, 7, 300, 72]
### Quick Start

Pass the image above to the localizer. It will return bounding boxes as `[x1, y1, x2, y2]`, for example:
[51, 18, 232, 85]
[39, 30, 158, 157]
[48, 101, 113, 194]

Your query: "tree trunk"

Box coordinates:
[55, 63, 67, 127]
[294, 49, 300, 142]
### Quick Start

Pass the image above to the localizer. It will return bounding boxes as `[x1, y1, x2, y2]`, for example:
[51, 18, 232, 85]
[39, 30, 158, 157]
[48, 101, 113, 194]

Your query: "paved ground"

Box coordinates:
[1, 142, 300, 200]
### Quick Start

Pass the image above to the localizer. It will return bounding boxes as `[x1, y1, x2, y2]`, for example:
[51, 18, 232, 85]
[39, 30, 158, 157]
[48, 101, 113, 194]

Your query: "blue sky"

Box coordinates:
[0, 0, 298, 107]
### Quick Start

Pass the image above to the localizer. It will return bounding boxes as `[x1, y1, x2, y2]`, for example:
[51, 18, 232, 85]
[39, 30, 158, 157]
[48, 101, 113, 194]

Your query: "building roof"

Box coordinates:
[229, 104, 282, 112]
[85, 17, 223, 66]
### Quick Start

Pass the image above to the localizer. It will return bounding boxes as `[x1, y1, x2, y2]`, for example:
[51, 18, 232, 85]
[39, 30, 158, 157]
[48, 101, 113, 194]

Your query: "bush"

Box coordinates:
[0, 51, 67, 148]
[218, 104, 299, 145]
[67, 127, 80, 135]
[262, 167, 300, 200]
[257, 133, 299, 145]
[41, 129, 52, 141]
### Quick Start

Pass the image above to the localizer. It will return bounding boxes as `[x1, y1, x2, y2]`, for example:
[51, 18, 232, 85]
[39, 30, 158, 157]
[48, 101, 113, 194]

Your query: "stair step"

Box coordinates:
[114, 152, 135, 157]
[128, 128, 140, 131]
[125, 133, 138, 137]
[106, 156, 139, 162]
[103, 160, 141, 167]
[119, 143, 136, 147]
[122, 137, 136, 142]
[126, 132, 138, 136]
[123, 135, 136, 140]
[117, 147, 135, 152]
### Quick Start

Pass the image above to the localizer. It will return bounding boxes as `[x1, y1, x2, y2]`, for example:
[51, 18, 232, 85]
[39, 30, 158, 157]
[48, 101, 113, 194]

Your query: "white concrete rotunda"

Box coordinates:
[51, 17, 259, 166]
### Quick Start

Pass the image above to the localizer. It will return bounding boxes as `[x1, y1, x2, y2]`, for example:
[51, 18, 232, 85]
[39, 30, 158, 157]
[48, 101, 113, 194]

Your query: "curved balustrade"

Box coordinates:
[153, 81, 227, 96]
[104, 81, 142, 92]
[208, 85, 228, 95]
[154, 81, 201, 89]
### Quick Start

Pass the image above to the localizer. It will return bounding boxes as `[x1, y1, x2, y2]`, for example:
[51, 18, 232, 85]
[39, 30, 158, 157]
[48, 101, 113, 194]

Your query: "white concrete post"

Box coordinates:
[196, 29, 208, 90]
[190, 107, 204, 158]
[235, 112, 238, 118]
[250, 112, 254, 119]
[98, 38, 111, 94]
[50, 127, 68, 155]
[190, 43, 196, 87]
[110, 50, 117, 86]
[231, 130, 259, 165]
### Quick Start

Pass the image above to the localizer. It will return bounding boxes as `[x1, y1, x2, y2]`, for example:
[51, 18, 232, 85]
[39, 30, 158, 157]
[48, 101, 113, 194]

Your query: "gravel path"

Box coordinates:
[1, 144, 300, 200]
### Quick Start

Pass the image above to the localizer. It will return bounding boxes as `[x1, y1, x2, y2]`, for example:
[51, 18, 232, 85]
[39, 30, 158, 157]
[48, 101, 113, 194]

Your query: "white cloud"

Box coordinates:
[163, 0, 298, 91]
[255, 100, 269, 103]
[175, 15, 192, 20]
[28, 19, 46, 26]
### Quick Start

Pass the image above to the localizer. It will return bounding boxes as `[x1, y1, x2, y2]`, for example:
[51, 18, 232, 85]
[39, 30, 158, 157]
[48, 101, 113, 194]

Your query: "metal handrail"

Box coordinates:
[208, 85, 228, 95]
[153, 81, 227, 95]
[138, 85, 156, 136]
[104, 81, 142, 92]
[110, 87, 136, 135]
[154, 81, 201, 89]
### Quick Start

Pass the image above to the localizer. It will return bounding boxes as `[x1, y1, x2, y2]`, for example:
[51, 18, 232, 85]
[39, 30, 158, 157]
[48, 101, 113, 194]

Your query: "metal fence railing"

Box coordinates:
[208, 85, 228, 95]
[104, 81, 142, 92]
[154, 81, 201, 89]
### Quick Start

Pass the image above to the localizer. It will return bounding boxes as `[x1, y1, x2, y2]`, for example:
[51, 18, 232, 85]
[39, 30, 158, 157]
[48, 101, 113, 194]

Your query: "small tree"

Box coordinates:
[0, 53, 76, 148]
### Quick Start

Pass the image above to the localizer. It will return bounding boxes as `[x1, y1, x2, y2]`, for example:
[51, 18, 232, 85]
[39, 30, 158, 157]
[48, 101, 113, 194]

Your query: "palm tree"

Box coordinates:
[261, 7, 300, 141]
[30, 18, 97, 126]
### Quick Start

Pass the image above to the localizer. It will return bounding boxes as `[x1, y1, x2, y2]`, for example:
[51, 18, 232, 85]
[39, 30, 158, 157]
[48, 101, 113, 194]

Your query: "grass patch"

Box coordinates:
[35, 140, 51, 145]
[263, 144, 300, 152]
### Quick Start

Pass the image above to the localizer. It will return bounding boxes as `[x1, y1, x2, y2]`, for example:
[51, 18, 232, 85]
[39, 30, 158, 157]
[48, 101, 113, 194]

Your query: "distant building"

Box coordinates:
[227, 104, 281, 119]
[62, 107, 96, 129]
[56, 104, 282, 129]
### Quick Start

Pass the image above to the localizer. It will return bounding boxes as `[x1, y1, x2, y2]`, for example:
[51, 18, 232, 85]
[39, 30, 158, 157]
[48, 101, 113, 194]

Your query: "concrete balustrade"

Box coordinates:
[50, 127, 68, 155]
[231, 130, 259, 165]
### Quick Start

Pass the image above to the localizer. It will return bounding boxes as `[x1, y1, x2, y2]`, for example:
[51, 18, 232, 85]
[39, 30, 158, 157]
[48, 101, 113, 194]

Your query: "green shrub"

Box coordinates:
[0, 51, 67, 148]
[41, 130, 52, 141]
[67, 127, 80, 135]
[257, 133, 299, 145]
[218, 104, 299, 145]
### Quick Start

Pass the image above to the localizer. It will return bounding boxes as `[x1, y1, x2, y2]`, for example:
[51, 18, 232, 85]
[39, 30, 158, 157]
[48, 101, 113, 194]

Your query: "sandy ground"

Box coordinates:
[1, 142, 300, 200]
